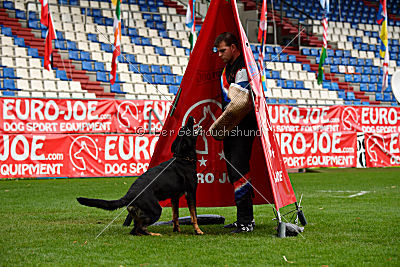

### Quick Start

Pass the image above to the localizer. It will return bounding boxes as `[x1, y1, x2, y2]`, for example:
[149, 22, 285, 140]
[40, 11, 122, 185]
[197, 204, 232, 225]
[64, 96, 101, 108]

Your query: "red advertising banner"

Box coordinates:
[269, 105, 342, 132]
[0, 134, 158, 178]
[275, 132, 357, 168]
[364, 132, 400, 167]
[269, 105, 400, 133]
[0, 98, 171, 134]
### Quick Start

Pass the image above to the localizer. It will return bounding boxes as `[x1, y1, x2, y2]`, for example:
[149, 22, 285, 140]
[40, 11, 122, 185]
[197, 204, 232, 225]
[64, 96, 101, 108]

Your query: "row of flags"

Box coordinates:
[185, 0, 197, 54]
[110, 0, 122, 85]
[39, 0, 56, 71]
[39, 0, 389, 92]
[377, 0, 389, 91]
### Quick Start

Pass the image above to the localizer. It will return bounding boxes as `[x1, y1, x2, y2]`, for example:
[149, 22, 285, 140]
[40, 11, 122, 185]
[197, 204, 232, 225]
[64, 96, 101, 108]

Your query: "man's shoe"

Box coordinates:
[231, 222, 254, 233]
[223, 221, 237, 229]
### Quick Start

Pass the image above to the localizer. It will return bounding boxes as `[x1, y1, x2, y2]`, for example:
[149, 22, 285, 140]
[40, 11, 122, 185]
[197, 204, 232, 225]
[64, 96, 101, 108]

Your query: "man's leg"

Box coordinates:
[223, 130, 255, 232]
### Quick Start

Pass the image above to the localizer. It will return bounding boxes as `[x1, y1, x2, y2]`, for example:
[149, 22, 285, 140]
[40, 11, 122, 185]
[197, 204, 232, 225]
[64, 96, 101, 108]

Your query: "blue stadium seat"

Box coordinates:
[66, 40, 77, 50]
[347, 92, 356, 100]
[322, 82, 331, 90]
[285, 80, 294, 89]
[128, 28, 138, 36]
[375, 93, 383, 101]
[111, 83, 125, 93]
[151, 65, 162, 74]
[2, 27, 12, 36]
[337, 91, 346, 99]
[276, 80, 285, 87]
[361, 75, 370, 83]
[162, 65, 172, 75]
[28, 48, 39, 58]
[101, 43, 112, 53]
[288, 99, 297, 105]
[295, 81, 304, 89]
[80, 51, 91, 61]
[155, 47, 166, 56]
[55, 40, 66, 50]
[360, 83, 368, 91]
[3, 68, 16, 79]
[125, 54, 136, 63]
[14, 37, 25, 47]
[302, 48, 310, 55]
[345, 74, 353, 82]
[94, 62, 105, 72]
[143, 74, 153, 83]
[140, 64, 151, 74]
[169, 85, 179, 94]
[302, 64, 311, 71]
[87, 33, 98, 42]
[330, 65, 339, 73]
[175, 76, 183, 84]
[288, 55, 296, 63]
[82, 61, 93, 71]
[28, 20, 40, 30]
[370, 75, 378, 84]
[3, 79, 17, 90]
[96, 72, 108, 82]
[16, 10, 26, 19]
[56, 70, 69, 81]
[142, 38, 151, 46]
[165, 75, 175, 85]
[271, 71, 280, 79]
[129, 64, 140, 73]
[172, 39, 181, 47]
[154, 74, 164, 84]
[267, 98, 277, 104]
[353, 75, 361, 83]
[278, 99, 288, 104]
[331, 83, 339, 91]
[2, 91, 16, 97]
[383, 93, 392, 101]
[69, 51, 79, 61]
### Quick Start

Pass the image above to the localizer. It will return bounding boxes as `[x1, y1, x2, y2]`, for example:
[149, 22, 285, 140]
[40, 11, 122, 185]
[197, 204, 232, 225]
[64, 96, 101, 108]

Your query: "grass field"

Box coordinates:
[0, 168, 399, 266]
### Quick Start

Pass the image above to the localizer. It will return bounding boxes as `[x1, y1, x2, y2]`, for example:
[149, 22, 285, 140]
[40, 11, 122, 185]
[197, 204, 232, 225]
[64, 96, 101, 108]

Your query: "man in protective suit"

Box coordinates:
[210, 32, 258, 233]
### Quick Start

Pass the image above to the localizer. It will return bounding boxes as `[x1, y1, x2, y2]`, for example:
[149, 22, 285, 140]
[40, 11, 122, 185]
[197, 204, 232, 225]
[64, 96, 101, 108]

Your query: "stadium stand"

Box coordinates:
[0, 0, 399, 104]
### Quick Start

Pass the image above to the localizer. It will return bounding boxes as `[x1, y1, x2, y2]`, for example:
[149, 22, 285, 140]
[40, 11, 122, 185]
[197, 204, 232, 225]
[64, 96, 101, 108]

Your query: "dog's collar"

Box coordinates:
[173, 156, 197, 163]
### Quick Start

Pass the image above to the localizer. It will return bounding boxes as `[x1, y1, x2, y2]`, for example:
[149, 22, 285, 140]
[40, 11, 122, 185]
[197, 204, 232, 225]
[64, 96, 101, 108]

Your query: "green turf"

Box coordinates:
[0, 168, 399, 266]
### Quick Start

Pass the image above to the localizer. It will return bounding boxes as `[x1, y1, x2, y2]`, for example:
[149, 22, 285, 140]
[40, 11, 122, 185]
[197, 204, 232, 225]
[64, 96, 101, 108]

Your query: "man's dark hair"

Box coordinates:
[214, 32, 239, 47]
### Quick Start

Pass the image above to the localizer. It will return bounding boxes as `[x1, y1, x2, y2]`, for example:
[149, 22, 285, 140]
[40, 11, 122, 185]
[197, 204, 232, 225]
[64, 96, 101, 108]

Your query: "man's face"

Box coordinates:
[216, 41, 235, 64]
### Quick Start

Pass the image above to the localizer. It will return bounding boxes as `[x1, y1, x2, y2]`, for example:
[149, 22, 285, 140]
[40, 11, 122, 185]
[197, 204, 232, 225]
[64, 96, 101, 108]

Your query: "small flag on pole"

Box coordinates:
[258, 0, 268, 92]
[186, 0, 196, 55]
[317, 0, 329, 85]
[39, 0, 56, 71]
[377, 0, 389, 91]
[110, 0, 121, 85]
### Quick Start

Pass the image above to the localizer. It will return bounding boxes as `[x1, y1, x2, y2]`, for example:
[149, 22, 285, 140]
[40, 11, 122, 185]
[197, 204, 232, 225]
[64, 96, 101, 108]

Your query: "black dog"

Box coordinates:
[77, 116, 203, 236]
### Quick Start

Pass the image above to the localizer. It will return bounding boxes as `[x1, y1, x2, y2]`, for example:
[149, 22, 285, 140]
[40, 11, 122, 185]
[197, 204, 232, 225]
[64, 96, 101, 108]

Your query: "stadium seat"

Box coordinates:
[96, 72, 108, 82]
[56, 70, 69, 81]
[3, 79, 17, 90]
[82, 61, 93, 71]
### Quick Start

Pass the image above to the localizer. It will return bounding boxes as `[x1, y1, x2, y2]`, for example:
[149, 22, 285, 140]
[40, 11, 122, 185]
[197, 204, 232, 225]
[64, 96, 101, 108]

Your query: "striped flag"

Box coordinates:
[39, 0, 56, 71]
[110, 0, 121, 85]
[317, 0, 329, 84]
[377, 0, 389, 90]
[258, 0, 267, 92]
[186, 0, 196, 54]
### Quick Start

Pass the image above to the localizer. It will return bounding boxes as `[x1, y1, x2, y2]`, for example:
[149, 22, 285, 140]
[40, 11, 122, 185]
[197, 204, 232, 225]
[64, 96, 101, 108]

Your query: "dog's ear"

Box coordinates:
[186, 116, 195, 128]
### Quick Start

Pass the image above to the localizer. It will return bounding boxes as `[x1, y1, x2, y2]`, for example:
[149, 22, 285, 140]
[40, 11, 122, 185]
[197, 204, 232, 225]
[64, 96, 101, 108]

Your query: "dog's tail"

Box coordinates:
[77, 197, 128, 211]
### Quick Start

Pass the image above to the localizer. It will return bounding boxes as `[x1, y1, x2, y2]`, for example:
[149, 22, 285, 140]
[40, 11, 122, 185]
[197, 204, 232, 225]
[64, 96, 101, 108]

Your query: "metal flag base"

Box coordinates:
[273, 201, 307, 238]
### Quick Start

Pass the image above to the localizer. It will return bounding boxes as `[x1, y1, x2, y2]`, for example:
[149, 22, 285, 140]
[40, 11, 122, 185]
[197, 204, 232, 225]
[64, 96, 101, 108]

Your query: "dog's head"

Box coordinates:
[171, 116, 200, 161]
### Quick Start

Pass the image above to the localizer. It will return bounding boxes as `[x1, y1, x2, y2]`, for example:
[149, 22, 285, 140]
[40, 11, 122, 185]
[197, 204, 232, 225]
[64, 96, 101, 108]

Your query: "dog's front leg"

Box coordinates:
[171, 197, 180, 232]
[186, 192, 203, 235]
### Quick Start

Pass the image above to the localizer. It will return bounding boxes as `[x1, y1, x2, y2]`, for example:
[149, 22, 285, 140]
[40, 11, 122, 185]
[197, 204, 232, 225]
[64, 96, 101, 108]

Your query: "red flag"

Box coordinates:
[150, 0, 296, 210]
[44, 12, 56, 71]
[39, 0, 49, 27]
[257, 0, 267, 43]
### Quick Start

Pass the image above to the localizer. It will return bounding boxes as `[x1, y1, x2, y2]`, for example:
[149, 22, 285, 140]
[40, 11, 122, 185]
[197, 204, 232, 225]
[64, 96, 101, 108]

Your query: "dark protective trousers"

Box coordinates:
[223, 111, 258, 225]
